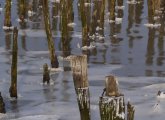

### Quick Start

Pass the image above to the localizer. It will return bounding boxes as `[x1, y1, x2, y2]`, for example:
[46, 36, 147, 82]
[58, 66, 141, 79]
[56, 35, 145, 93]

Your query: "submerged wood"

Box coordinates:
[42, 0, 59, 68]
[127, 102, 135, 120]
[9, 27, 18, 98]
[99, 75, 125, 120]
[0, 92, 6, 113]
[4, 0, 12, 27]
[43, 63, 50, 84]
[71, 55, 90, 120]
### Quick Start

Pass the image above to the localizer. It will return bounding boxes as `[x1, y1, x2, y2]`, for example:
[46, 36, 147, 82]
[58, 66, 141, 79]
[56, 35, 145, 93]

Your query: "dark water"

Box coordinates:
[0, 0, 165, 120]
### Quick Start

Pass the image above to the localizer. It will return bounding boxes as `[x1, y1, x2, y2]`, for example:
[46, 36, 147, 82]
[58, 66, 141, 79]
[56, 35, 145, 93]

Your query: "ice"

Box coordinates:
[144, 23, 161, 28]
[0, 8, 3, 11]
[81, 44, 96, 50]
[11, 115, 59, 120]
[3, 26, 14, 30]
[67, 23, 76, 27]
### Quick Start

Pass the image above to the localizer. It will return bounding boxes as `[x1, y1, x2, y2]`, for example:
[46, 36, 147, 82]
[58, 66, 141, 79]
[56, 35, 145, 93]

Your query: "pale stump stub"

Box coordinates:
[71, 55, 90, 120]
[99, 75, 125, 120]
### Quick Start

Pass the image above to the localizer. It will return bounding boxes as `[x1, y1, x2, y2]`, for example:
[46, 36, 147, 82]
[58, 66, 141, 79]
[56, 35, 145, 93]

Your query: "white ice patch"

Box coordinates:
[0, 8, 3, 12]
[3, 26, 14, 30]
[81, 44, 96, 51]
[84, 2, 93, 7]
[115, 18, 122, 24]
[144, 23, 161, 28]
[115, 6, 125, 10]
[16, 18, 28, 23]
[108, 18, 122, 24]
[96, 26, 102, 31]
[157, 92, 165, 99]
[51, 0, 60, 3]
[127, 0, 141, 4]
[67, 22, 76, 27]
[28, 10, 35, 17]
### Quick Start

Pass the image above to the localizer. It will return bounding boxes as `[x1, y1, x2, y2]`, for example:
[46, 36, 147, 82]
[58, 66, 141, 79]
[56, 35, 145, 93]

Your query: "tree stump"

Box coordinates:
[71, 55, 90, 120]
[99, 75, 125, 120]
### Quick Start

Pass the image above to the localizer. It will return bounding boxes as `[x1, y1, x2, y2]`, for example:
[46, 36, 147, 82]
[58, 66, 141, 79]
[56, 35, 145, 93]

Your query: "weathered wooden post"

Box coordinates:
[127, 102, 135, 120]
[79, 0, 90, 47]
[9, 27, 18, 98]
[99, 75, 125, 120]
[42, 0, 59, 68]
[71, 55, 90, 120]
[43, 63, 50, 84]
[4, 0, 12, 27]
[109, 0, 116, 21]
[18, 0, 27, 28]
[0, 92, 6, 113]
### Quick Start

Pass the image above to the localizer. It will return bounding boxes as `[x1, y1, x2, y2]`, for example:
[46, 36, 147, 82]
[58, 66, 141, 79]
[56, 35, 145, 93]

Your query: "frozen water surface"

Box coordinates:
[0, 0, 165, 120]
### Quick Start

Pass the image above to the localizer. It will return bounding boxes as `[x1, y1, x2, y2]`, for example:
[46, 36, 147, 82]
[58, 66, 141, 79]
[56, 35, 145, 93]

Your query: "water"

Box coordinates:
[0, 0, 165, 119]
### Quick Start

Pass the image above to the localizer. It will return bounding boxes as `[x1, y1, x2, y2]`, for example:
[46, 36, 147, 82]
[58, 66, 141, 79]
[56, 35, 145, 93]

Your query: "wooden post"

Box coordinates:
[4, 0, 12, 27]
[43, 63, 50, 84]
[79, 0, 90, 47]
[99, 75, 125, 120]
[0, 92, 6, 113]
[9, 27, 18, 98]
[127, 102, 135, 120]
[18, 0, 27, 28]
[60, 0, 72, 71]
[109, 0, 116, 21]
[42, 0, 59, 68]
[71, 55, 90, 120]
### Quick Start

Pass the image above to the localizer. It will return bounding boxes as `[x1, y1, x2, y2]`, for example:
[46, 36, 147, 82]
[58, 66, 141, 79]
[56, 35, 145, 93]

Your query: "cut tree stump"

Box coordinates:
[99, 75, 125, 120]
[71, 55, 90, 120]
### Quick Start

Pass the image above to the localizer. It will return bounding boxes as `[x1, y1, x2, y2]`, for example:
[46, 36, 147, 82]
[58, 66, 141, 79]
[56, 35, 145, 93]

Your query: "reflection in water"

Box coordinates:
[61, 72, 70, 101]
[146, 29, 155, 66]
[5, 32, 11, 50]
[145, 0, 165, 76]
[52, 1, 60, 31]
[10, 100, 20, 118]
